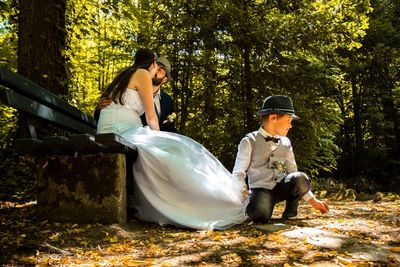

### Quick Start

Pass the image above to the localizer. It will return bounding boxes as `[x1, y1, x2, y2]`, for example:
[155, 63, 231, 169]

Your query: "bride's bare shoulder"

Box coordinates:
[128, 69, 151, 90]
[132, 68, 151, 79]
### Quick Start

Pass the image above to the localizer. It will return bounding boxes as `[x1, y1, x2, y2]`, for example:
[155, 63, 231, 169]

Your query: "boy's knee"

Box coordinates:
[293, 172, 311, 195]
[246, 191, 274, 223]
[246, 204, 272, 223]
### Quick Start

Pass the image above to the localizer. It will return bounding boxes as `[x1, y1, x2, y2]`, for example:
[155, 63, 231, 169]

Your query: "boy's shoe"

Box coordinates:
[282, 201, 299, 219]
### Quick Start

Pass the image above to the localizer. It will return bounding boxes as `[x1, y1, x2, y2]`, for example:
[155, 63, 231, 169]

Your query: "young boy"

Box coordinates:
[233, 95, 329, 223]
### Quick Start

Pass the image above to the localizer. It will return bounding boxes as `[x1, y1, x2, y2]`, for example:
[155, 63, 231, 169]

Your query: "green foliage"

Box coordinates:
[66, 0, 141, 114]
[0, 0, 18, 152]
[0, 106, 17, 149]
[333, 0, 400, 190]
[2, 0, 400, 192]
[67, 0, 371, 178]
[0, 0, 17, 67]
[148, 0, 370, 176]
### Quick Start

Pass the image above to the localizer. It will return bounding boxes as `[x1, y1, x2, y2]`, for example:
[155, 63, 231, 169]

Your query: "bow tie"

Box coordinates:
[265, 136, 280, 143]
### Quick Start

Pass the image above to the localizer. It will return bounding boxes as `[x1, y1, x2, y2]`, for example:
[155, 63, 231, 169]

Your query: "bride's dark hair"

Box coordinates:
[101, 48, 157, 104]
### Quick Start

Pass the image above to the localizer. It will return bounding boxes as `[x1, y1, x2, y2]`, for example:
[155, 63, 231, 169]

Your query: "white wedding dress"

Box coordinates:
[97, 89, 247, 229]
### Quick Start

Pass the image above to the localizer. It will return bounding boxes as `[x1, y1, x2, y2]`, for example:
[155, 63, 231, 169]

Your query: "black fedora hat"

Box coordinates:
[258, 95, 299, 119]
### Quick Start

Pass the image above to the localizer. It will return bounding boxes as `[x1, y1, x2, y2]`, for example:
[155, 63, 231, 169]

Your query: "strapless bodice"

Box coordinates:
[96, 89, 144, 134]
[108, 89, 145, 115]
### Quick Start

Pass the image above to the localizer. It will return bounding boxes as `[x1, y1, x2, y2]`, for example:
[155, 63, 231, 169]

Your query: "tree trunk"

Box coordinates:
[243, 47, 253, 130]
[382, 90, 400, 157]
[351, 76, 363, 176]
[17, 0, 67, 96]
[137, 0, 150, 46]
[204, 49, 216, 124]
[17, 0, 67, 138]
[179, 54, 191, 132]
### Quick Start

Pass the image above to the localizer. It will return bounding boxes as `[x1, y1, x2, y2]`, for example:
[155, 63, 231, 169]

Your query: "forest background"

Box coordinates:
[0, 0, 399, 194]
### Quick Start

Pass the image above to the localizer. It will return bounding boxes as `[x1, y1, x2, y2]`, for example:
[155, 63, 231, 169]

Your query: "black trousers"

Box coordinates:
[246, 171, 311, 223]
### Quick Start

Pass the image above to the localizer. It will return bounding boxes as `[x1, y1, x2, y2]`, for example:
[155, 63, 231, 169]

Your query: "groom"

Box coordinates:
[150, 56, 176, 133]
[94, 56, 176, 217]
[94, 56, 176, 133]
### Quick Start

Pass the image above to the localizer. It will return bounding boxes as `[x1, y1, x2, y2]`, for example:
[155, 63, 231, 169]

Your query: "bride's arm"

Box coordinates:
[130, 69, 160, 131]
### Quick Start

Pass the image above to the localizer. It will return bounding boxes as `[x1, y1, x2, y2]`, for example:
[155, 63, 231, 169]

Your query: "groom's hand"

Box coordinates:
[96, 97, 112, 111]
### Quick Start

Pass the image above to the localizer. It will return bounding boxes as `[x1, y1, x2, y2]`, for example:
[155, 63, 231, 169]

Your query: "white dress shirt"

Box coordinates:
[154, 92, 161, 116]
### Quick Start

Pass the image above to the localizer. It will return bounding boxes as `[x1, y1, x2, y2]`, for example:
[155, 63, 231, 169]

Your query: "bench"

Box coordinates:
[0, 66, 137, 224]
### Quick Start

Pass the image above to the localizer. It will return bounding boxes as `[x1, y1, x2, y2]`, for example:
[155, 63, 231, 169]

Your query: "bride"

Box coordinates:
[97, 48, 247, 230]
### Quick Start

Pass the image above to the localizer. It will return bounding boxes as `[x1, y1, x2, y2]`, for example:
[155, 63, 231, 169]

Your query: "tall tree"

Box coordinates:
[17, 0, 67, 96]
[0, 0, 18, 146]
[148, 0, 371, 173]
[335, 0, 400, 191]
[66, 0, 142, 113]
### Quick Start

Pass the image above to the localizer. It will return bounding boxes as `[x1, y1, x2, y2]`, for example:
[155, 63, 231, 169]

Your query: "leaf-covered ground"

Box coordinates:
[1, 191, 400, 266]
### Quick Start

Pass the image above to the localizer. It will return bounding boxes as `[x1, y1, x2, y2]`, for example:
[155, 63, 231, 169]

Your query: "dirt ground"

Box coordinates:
[1, 194, 400, 266]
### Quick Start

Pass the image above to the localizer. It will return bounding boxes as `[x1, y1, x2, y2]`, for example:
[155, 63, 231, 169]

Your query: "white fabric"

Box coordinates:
[97, 90, 247, 229]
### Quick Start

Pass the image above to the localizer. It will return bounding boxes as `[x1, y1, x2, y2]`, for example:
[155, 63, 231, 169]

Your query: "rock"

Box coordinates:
[344, 189, 357, 200]
[346, 244, 400, 263]
[386, 192, 400, 201]
[356, 192, 373, 201]
[280, 227, 357, 249]
[373, 192, 384, 202]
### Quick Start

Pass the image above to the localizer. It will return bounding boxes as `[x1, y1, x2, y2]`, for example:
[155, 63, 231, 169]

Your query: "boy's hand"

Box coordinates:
[241, 185, 249, 201]
[307, 197, 329, 214]
[242, 187, 249, 198]
[96, 98, 112, 110]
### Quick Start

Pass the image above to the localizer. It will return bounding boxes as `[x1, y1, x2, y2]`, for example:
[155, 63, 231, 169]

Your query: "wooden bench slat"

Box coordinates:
[0, 88, 96, 135]
[96, 133, 138, 155]
[68, 134, 109, 153]
[14, 138, 44, 153]
[43, 136, 73, 154]
[0, 66, 96, 127]
[43, 136, 100, 154]
[42, 135, 105, 154]
[41, 134, 137, 155]
[12, 134, 139, 155]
